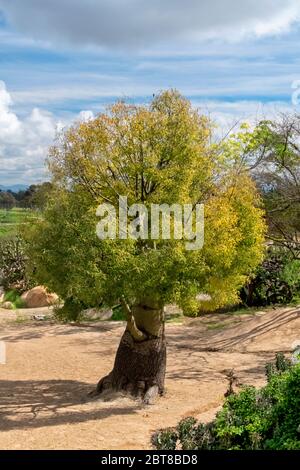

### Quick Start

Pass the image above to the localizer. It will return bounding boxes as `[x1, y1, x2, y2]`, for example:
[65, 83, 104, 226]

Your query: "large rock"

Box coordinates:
[21, 286, 58, 308]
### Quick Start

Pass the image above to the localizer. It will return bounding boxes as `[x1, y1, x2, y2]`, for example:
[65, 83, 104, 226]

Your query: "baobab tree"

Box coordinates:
[26, 91, 265, 402]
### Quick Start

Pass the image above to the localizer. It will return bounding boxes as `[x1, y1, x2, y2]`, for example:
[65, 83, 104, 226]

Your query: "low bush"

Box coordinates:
[152, 353, 300, 450]
[53, 297, 86, 323]
[110, 304, 127, 321]
[240, 249, 300, 306]
[3, 289, 27, 309]
[0, 236, 32, 293]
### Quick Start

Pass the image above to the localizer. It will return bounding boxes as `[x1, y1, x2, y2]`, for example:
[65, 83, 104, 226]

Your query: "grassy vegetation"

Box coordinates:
[3, 289, 27, 309]
[0, 224, 17, 238]
[110, 304, 127, 321]
[287, 296, 300, 307]
[0, 208, 39, 238]
[153, 353, 300, 450]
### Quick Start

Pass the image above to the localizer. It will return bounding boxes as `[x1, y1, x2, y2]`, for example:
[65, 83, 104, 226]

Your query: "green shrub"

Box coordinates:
[0, 236, 32, 293]
[151, 428, 178, 450]
[3, 289, 27, 309]
[282, 259, 300, 291]
[110, 304, 127, 321]
[54, 297, 86, 322]
[241, 249, 300, 306]
[153, 354, 300, 450]
[4, 289, 19, 303]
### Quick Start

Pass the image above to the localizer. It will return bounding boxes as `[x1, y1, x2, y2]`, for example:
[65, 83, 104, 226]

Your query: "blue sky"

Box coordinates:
[0, 0, 300, 186]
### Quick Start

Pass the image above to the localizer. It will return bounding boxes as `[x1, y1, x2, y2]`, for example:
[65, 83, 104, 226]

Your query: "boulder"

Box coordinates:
[21, 286, 58, 308]
[2, 301, 13, 310]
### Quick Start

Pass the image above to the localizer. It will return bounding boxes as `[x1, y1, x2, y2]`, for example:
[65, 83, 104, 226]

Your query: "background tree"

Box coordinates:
[13, 183, 53, 209]
[211, 116, 300, 308]
[25, 91, 265, 402]
[0, 191, 16, 210]
[242, 115, 300, 259]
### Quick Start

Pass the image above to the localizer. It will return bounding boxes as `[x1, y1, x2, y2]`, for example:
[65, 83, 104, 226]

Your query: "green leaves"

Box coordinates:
[0, 236, 32, 293]
[153, 355, 300, 450]
[25, 91, 265, 316]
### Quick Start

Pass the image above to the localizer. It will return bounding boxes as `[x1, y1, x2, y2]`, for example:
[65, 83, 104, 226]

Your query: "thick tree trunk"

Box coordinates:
[95, 300, 166, 403]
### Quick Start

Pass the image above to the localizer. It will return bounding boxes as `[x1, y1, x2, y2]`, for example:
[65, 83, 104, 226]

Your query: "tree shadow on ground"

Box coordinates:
[0, 379, 139, 431]
[167, 308, 300, 353]
[0, 321, 123, 343]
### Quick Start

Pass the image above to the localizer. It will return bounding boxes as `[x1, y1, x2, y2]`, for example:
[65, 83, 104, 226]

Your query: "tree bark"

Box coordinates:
[95, 299, 166, 403]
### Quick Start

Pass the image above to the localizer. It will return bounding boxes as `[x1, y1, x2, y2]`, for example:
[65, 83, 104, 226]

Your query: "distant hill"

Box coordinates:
[0, 184, 29, 192]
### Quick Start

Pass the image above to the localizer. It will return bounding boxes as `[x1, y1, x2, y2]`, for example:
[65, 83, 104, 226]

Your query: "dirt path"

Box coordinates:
[0, 306, 299, 449]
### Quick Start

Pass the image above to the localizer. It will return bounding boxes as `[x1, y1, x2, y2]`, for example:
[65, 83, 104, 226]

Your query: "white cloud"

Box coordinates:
[1, 78, 295, 186]
[0, 81, 93, 185]
[0, 81, 21, 140]
[78, 110, 94, 122]
[0, 0, 300, 49]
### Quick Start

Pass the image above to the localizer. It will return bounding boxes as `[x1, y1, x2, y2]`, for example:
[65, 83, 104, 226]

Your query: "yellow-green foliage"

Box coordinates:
[25, 91, 265, 316]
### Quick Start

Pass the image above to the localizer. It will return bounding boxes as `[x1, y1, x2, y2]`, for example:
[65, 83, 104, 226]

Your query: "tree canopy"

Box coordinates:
[249, 116, 300, 259]
[25, 91, 265, 317]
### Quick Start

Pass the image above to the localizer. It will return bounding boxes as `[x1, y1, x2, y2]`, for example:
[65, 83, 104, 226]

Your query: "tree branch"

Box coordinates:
[120, 296, 147, 342]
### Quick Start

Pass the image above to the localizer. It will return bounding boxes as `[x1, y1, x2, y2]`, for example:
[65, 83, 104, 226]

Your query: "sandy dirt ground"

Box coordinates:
[0, 305, 300, 450]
